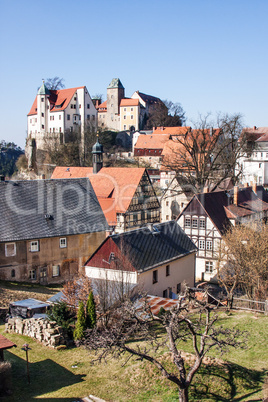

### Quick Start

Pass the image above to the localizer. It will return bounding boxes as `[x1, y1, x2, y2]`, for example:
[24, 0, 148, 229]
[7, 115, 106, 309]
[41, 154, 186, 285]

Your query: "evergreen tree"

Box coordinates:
[86, 291, 96, 329]
[73, 301, 86, 340]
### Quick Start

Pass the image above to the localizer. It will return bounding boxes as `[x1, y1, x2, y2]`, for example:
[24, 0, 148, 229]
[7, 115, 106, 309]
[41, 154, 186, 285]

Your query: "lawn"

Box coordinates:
[0, 310, 267, 401]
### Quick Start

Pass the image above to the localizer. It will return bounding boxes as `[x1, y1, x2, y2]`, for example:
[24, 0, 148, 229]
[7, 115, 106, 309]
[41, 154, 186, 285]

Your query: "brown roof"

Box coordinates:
[51, 167, 146, 219]
[96, 100, 107, 111]
[120, 98, 139, 107]
[134, 134, 170, 150]
[153, 126, 191, 135]
[0, 334, 16, 351]
[28, 87, 84, 116]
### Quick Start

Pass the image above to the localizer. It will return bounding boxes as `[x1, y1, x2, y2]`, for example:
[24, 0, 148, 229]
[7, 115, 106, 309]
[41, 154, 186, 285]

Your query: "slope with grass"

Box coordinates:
[0, 311, 267, 401]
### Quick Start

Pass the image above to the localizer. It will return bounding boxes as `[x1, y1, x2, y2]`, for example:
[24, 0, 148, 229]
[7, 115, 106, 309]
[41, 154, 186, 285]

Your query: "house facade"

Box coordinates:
[85, 221, 197, 298]
[238, 126, 268, 186]
[0, 178, 107, 284]
[177, 185, 268, 282]
[26, 82, 97, 157]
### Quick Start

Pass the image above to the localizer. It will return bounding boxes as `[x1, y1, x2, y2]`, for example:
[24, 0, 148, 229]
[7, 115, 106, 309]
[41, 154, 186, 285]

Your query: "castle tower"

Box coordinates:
[36, 81, 50, 147]
[106, 78, 125, 131]
[92, 136, 103, 174]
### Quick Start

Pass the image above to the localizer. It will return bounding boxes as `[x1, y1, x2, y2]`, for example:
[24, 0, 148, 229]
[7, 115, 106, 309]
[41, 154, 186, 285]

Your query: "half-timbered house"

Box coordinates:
[177, 184, 268, 281]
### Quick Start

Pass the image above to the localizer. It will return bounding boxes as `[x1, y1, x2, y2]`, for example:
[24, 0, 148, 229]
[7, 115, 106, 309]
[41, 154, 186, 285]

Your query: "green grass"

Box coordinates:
[0, 310, 267, 401]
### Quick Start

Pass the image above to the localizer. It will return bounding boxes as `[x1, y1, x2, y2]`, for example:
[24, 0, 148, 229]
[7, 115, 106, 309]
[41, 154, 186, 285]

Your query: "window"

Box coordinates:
[11, 269, 15, 278]
[261, 153, 263, 158]
[163, 289, 168, 298]
[79, 104, 81, 108]
[192, 218, 198, 228]
[205, 261, 213, 273]
[124, 115, 126, 119]
[177, 283, 181, 293]
[41, 97, 44, 102]
[131, 115, 134, 119]
[41, 124, 44, 129]
[111, 104, 113, 107]
[87, 104, 90, 109]
[74, 97, 77, 101]
[206, 240, 213, 250]
[131, 107, 133, 112]
[67, 114, 70, 120]
[59, 115, 61, 120]
[30, 241, 39, 252]
[92, 115, 95, 121]
[259, 163, 262, 168]
[199, 218, 205, 229]
[124, 125, 127, 130]
[166, 265, 170, 276]
[30, 119, 32, 123]
[124, 108, 126, 112]
[5, 243, 16, 257]
[60, 238, 67, 248]
[71, 104, 73, 109]
[199, 239, 205, 249]
[166, 201, 169, 206]
[185, 217, 191, 227]
[41, 113, 44, 117]
[166, 215, 169, 220]
[152, 270, 158, 284]
[29, 269, 36, 280]
[52, 265, 60, 277]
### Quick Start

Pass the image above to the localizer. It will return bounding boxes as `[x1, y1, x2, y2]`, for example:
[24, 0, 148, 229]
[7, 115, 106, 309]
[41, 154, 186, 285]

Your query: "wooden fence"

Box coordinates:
[232, 297, 268, 314]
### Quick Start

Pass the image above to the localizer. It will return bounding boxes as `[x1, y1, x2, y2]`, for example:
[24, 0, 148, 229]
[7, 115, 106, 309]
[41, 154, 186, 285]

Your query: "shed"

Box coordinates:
[0, 334, 16, 361]
[9, 299, 50, 319]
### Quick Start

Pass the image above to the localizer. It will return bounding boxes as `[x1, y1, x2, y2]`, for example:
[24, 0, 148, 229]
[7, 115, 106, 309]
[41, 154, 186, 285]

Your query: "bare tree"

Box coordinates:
[216, 223, 268, 305]
[145, 100, 186, 129]
[45, 77, 65, 90]
[62, 275, 92, 313]
[81, 288, 246, 402]
[162, 113, 245, 193]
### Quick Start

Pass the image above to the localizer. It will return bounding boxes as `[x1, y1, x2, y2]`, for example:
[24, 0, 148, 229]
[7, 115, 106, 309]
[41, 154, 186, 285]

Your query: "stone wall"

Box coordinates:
[5, 317, 68, 348]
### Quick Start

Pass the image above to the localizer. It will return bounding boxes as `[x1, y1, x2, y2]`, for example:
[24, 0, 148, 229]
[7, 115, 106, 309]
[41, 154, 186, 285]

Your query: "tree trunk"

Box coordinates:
[179, 387, 188, 402]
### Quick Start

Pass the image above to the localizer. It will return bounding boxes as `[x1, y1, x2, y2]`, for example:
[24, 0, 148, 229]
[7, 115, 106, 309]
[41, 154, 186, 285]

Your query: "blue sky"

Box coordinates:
[1, 0, 268, 148]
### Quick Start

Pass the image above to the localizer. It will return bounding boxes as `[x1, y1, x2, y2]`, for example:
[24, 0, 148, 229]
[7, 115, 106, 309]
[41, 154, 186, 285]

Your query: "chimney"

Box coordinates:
[233, 186, 238, 205]
[244, 182, 249, 187]
[210, 127, 213, 136]
[253, 126, 257, 130]
[253, 182, 257, 193]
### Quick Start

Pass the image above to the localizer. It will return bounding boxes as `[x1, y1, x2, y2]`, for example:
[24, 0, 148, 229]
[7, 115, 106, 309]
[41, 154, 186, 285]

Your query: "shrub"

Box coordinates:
[73, 301, 86, 341]
[86, 291, 96, 329]
[47, 301, 75, 338]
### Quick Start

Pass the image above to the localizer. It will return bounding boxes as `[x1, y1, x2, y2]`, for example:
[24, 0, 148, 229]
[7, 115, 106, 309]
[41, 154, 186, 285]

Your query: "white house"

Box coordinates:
[85, 221, 197, 298]
[238, 126, 268, 186]
[27, 82, 97, 152]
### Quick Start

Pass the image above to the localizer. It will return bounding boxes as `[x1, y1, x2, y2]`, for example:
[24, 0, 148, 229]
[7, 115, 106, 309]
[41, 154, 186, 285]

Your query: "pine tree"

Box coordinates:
[86, 291, 96, 329]
[73, 301, 86, 340]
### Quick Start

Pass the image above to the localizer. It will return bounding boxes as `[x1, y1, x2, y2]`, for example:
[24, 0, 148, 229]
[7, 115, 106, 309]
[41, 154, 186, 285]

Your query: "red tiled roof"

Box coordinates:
[120, 98, 139, 107]
[0, 334, 16, 351]
[96, 100, 107, 110]
[153, 126, 191, 135]
[135, 134, 170, 150]
[28, 86, 84, 116]
[51, 166, 146, 215]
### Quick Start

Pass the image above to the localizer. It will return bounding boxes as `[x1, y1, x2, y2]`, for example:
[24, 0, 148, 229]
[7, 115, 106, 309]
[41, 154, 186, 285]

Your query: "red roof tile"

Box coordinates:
[153, 126, 191, 135]
[0, 334, 16, 351]
[51, 166, 146, 214]
[28, 86, 84, 116]
[120, 98, 139, 107]
[135, 134, 170, 150]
